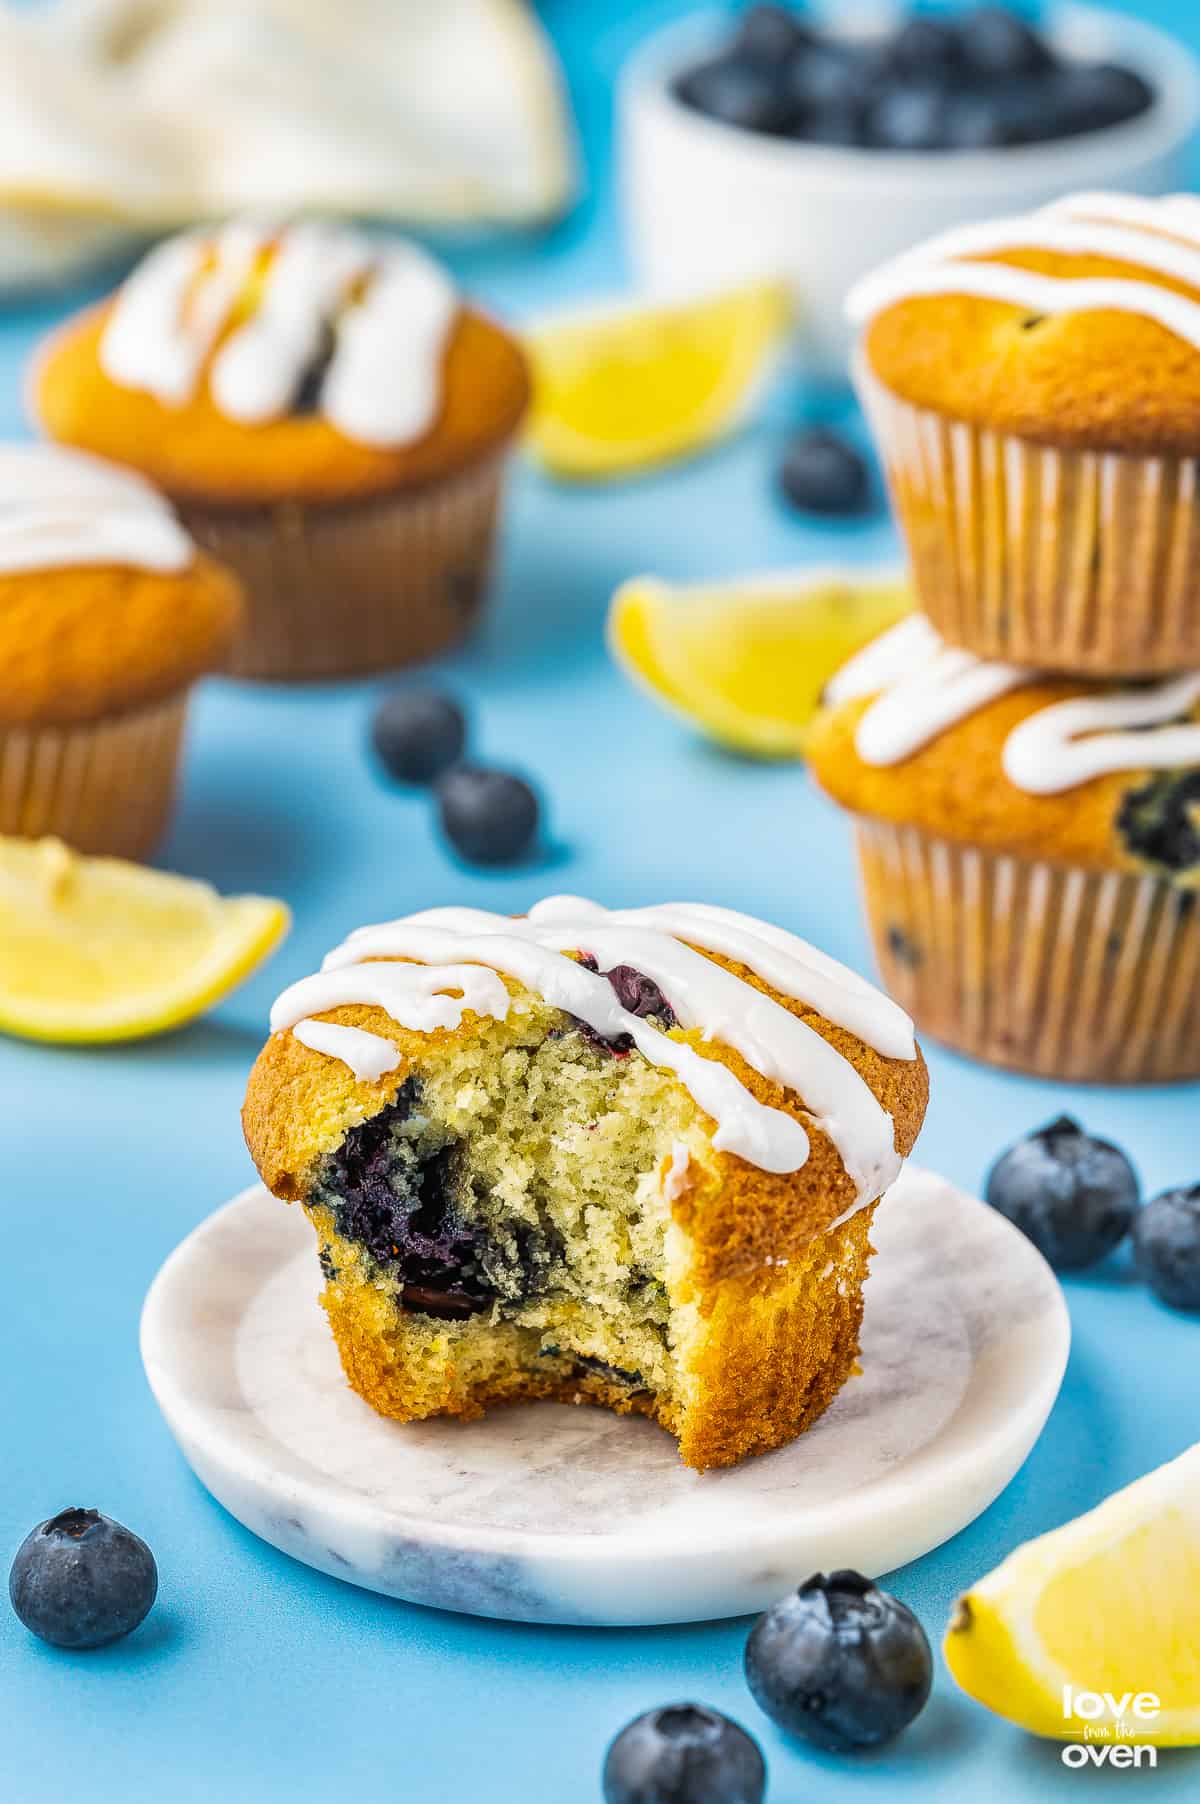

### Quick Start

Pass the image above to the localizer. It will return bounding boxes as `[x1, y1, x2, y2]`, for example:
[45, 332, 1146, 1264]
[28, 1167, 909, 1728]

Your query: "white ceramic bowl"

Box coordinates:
[620, 4, 1200, 376]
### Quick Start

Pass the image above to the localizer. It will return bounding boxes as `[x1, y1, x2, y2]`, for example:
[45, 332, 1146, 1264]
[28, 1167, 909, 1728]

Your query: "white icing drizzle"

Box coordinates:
[100, 220, 459, 447]
[1003, 675, 1200, 795]
[846, 190, 1200, 350]
[832, 619, 1200, 793]
[274, 897, 919, 1193]
[0, 444, 192, 576]
[291, 1019, 400, 1083]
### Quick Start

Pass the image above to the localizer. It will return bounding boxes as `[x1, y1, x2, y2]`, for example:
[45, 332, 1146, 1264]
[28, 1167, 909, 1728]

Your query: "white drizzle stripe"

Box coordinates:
[271, 962, 513, 1037]
[317, 917, 816, 1176]
[1003, 675, 1200, 794]
[300, 899, 915, 1192]
[845, 191, 1200, 349]
[100, 220, 458, 449]
[834, 619, 1200, 790]
[522, 896, 915, 1060]
[292, 1020, 401, 1083]
[0, 445, 192, 575]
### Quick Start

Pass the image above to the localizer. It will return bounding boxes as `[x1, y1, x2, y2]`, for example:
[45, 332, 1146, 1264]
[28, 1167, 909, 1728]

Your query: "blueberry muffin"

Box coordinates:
[0, 442, 240, 857]
[849, 192, 1200, 675]
[243, 897, 928, 1471]
[32, 220, 529, 680]
[808, 615, 1200, 1082]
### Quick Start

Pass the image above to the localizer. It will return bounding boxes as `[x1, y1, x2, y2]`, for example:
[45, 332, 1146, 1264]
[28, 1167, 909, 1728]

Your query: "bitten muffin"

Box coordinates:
[808, 615, 1200, 1082]
[848, 192, 1200, 675]
[243, 897, 928, 1471]
[31, 220, 530, 680]
[0, 443, 240, 858]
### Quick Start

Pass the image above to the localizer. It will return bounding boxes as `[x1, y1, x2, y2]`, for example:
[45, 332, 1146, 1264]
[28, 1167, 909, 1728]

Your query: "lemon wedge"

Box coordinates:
[524, 280, 792, 478]
[945, 1440, 1200, 1746]
[608, 566, 912, 757]
[0, 837, 289, 1044]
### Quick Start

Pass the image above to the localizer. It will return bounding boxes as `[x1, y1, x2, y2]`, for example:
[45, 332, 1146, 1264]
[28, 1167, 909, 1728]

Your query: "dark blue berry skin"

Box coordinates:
[603, 1704, 765, 1804]
[674, 57, 795, 134]
[885, 16, 963, 79]
[945, 94, 1008, 149]
[868, 83, 952, 151]
[372, 691, 467, 785]
[10, 1509, 157, 1650]
[779, 427, 870, 515]
[984, 1116, 1139, 1272]
[960, 6, 1055, 80]
[735, 4, 811, 65]
[1133, 1186, 1200, 1311]
[435, 764, 540, 865]
[1053, 63, 1154, 138]
[745, 1569, 932, 1753]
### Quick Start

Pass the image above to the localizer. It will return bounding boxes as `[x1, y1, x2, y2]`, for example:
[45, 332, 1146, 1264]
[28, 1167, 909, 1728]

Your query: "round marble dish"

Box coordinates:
[141, 1166, 1069, 1626]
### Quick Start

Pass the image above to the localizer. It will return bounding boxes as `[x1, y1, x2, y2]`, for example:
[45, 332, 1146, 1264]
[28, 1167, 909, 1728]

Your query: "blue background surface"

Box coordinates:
[3, 2, 1200, 1798]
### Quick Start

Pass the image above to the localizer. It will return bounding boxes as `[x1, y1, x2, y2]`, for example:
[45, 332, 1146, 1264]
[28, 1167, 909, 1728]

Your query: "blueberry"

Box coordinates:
[984, 1115, 1139, 1271]
[734, 4, 811, 65]
[9, 1509, 157, 1650]
[988, 73, 1058, 145]
[786, 42, 880, 114]
[436, 763, 540, 865]
[885, 16, 964, 79]
[745, 1569, 932, 1752]
[1133, 1186, 1200, 1311]
[945, 94, 1008, 148]
[372, 690, 467, 785]
[868, 83, 952, 151]
[798, 103, 868, 147]
[960, 6, 1055, 79]
[674, 56, 795, 134]
[779, 426, 871, 515]
[1053, 63, 1154, 138]
[603, 1703, 766, 1804]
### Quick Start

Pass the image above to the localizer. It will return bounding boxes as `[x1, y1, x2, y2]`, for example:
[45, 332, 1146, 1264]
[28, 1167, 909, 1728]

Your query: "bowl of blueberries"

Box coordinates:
[620, 2, 1200, 373]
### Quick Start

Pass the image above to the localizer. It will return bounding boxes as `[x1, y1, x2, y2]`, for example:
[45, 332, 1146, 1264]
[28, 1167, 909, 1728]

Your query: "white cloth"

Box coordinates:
[0, 0, 575, 287]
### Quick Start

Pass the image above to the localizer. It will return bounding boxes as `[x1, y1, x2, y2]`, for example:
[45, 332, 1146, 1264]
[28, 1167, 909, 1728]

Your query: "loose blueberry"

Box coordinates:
[799, 103, 868, 147]
[735, 4, 811, 65]
[745, 1569, 932, 1752]
[984, 1115, 1140, 1271]
[371, 690, 467, 785]
[779, 426, 871, 515]
[960, 6, 1055, 79]
[674, 56, 795, 134]
[9, 1509, 157, 1650]
[603, 1703, 766, 1804]
[436, 763, 540, 865]
[786, 41, 880, 115]
[1133, 1186, 1200, 1311]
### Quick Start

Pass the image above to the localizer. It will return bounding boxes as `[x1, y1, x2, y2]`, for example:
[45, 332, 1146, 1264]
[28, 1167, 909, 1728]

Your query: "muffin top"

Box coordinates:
[244, 896, 929, 1256]
[849, 192, 1200, 455]
[808, 616, 1200, 887]
[31, 220, 531, 507]
[0, 444, 241, 726]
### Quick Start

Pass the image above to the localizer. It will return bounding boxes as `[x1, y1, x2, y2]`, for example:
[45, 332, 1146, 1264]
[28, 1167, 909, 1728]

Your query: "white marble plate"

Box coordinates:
[141, 1166, 1069, 1625]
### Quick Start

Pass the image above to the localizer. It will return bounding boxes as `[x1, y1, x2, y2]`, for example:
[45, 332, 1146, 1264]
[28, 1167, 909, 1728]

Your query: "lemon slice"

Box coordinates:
[524, 280, 792, 478]
[609, 566, 912, 757]
[0, 836, 289, 1043]
[945, 1440, 1200, 1746]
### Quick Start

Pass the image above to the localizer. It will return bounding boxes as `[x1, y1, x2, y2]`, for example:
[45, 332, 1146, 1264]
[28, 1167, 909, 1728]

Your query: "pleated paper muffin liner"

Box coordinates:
[855, 356, 1200, 677]
[0, 692, 188, 860]
[180, 452, 509, 682]
[852, 818, 1200, 1083]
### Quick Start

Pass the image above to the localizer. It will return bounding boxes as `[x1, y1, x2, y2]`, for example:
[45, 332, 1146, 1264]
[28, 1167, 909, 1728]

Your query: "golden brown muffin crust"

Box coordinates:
[33, 303, 531, 508]
[807, 677, 1200, 883]
[863, 246, 1200, 456]
[0, 551, 242, 725]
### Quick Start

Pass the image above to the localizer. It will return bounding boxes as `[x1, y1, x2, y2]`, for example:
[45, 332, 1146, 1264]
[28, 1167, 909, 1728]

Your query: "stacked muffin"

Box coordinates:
[809, 193, 1200, 1083]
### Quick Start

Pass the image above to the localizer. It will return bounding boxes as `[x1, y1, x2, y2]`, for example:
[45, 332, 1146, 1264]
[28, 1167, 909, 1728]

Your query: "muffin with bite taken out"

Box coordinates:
[243, 895, 928, 1471]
